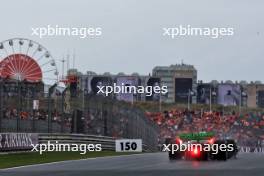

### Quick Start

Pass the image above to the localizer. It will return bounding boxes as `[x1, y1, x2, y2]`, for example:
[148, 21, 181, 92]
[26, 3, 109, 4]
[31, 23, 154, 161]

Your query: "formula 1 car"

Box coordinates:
[165, 137, 184, 160]
[166, 132, 238, 161]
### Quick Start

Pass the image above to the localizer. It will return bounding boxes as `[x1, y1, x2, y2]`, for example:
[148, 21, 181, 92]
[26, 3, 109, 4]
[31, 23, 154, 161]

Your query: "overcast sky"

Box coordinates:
[0, 0, 263, 82]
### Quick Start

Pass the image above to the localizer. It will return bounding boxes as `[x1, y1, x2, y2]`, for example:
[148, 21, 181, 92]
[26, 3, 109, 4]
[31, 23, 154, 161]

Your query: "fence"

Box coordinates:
[0, 93, 159, 151]
[0, 133, 156, 152]
[39, 133, 155, 152]
[0, 118, 71, 133]
[79, 95, 158, 150]
[39, 133, 115, 151]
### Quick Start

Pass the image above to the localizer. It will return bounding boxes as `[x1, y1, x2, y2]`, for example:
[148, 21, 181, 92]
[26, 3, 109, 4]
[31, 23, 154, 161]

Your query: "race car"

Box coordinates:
[165, 137, 184, 160]
[211, 139, 238, 161]
[166, 132, 238, 161]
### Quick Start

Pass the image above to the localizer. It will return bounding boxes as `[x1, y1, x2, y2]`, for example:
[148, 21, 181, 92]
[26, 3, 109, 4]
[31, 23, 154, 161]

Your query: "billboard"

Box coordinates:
[217, 84, 241, 106]
[90, 76, 112, 95]
[257, 90, 264, 108]
[197, 84, 211, 104]
[175, 78, 193, 103]
[0, 133, 38, 151]
[2, 81, 43, 97]
[116, 76, 139, 102]
[70, 81, 77, 97]
[146, 77, 161, 101]
[33, 100, 39, 110]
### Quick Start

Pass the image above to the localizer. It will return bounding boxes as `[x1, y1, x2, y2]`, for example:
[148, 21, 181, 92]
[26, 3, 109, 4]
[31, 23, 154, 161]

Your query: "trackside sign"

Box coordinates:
[0, 133, 38, 151]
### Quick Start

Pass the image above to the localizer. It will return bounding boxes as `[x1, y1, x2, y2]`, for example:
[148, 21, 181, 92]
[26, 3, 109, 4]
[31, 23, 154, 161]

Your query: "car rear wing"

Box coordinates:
[178, 132, 215, 141]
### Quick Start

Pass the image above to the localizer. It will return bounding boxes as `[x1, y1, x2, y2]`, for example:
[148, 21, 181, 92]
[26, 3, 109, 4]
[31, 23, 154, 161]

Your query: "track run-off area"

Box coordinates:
[0, 152, 263, 176]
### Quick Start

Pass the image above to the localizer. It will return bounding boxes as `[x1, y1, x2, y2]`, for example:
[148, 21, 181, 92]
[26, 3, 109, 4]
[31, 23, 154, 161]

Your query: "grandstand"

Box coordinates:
[65, 67, 264, 109]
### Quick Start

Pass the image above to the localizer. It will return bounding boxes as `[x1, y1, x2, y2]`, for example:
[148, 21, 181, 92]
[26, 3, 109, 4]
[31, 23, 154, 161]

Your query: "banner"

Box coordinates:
[33, 100, 39, 110]
[90, 76, 112, 95]
[116, 76, 139, 102]
[175, 78, 192, 103]
[0, 133, 38, 151]
[146, 77, 161, 101]
[197, 84, 211, 104]
[217, 84, 241, 106]
[257, 90, 264, 108]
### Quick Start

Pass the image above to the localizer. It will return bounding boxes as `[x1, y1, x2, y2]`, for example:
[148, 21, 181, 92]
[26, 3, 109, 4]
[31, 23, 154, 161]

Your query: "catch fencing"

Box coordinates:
[0, 94, 159, 151]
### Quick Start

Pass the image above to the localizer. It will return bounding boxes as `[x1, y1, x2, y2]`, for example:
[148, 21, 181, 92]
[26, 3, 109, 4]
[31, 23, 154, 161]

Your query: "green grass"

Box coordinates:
[0, 151, 138, 169]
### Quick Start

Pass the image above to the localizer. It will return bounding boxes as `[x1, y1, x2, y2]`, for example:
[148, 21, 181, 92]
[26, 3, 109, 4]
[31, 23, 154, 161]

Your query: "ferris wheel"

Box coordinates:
[0, 38, 59, 85]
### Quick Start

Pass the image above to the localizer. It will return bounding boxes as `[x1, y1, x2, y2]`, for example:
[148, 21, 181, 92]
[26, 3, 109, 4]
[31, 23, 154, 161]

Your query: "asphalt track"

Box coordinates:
[0, 152, 263, 176]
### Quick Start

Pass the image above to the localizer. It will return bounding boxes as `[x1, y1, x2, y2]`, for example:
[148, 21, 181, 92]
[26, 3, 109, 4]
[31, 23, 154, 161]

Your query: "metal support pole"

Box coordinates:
[17, 81, 21, 132]
[48, 83, 57, 133]
[187, 89, 190, 111]
[61, 92, 65, 133]
[48, 91, 52, 133]
[103, 101, 107, 136]
[32, 86, 36, 132]
[159, 93, 162, 112]
[0, 79, 2, 132]
[239, 90, 242, 114]
[209, 87, 212, 113]
[82, 89, 85, 111]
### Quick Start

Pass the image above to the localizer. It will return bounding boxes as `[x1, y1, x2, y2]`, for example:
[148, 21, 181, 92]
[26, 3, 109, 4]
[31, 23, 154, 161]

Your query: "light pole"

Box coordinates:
[209, 87, 212, 112]
[61, 89, 65, 133]
[82, 88, 85, 111]
[159, 92, 162, 112]
[188, 89, 195, 111]
[17, 80, 22, 132]
[239, 90, 247, 114]
[159, 83, 163, 112]
[131, 91, 138, 107]
[48, 83, 57, 133]
[188, 89, 190, 110]
[0, 78, 2, 132]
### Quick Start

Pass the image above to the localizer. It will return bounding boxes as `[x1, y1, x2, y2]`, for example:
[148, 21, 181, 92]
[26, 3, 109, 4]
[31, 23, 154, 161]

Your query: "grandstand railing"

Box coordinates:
[0, 133, 157, 152]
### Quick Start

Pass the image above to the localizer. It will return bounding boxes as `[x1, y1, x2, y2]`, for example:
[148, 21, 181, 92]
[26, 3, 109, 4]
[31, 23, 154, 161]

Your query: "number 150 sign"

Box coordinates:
[115, 139, 142, 152]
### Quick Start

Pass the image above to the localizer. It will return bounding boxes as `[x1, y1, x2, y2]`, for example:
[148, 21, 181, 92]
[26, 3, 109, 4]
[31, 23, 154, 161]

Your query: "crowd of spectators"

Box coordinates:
[83, 107, 129, 137]
[1, 107, 134, 139]
[145, 109, 264, 147]
[2, 108, 67, 123]
[3, 103, 263, 149]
